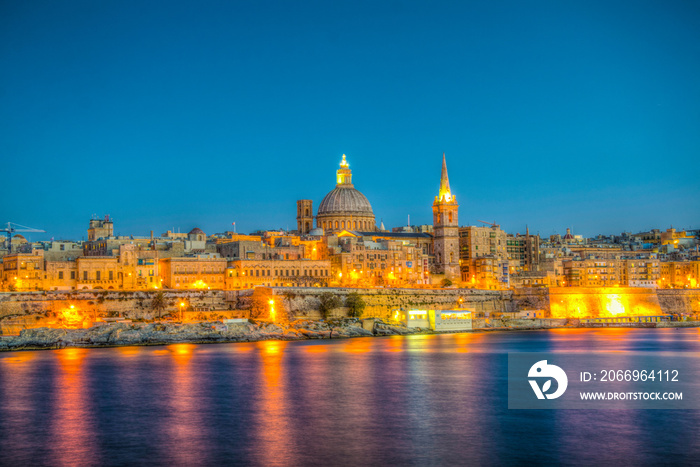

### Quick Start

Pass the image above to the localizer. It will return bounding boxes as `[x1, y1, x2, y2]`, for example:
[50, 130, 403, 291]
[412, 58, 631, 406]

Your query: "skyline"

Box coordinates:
[2, 1, 699, 241]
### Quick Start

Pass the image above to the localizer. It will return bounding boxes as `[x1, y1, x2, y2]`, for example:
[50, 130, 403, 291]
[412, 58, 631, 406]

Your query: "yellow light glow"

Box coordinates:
[549, 288, 660, 318]
[269, 299, 276, 322]
[60, 306, 85, 329]
[191, 280, 208, 289]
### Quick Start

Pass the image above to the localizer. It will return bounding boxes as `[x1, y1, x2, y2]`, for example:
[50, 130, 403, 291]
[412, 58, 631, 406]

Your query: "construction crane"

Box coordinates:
[477, 220, 499, 228]
[1, 222, 46, 253]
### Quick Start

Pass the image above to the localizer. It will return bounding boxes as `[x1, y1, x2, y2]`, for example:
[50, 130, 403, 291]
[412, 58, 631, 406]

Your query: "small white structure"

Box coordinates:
[404, 310, 430, 328]
[428, 309, 474, 331]
[223, 318, 249, 325]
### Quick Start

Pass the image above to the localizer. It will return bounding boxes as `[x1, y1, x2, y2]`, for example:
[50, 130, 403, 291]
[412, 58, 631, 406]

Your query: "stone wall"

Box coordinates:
[266, 287, 512, 320]
[0, 290, 231, 321]
[656, 289, 700, 315]
[1, 287, 698, 335]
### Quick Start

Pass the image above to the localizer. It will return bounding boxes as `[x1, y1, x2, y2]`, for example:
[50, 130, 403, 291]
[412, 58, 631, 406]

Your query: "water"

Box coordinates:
[1, 328, 699, 466]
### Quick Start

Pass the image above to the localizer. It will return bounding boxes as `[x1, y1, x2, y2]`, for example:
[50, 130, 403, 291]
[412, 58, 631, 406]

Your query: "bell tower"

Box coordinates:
[297, 199, 314, 235]
[432, 153, 460, 280]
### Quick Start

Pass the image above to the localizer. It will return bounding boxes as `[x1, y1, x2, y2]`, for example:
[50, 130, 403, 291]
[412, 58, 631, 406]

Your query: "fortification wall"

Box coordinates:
[0, 290, 230, 321]
[1, 287, 697, 335]
[267, 287, 512, 320]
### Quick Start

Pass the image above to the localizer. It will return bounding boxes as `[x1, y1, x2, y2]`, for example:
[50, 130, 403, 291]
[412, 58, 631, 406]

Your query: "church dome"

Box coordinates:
[315, 154, 376, 233]
[318, 186, 374, 216]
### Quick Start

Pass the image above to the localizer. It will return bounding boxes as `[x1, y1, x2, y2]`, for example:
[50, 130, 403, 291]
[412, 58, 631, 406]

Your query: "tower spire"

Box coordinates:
[438, 152, 453, 203]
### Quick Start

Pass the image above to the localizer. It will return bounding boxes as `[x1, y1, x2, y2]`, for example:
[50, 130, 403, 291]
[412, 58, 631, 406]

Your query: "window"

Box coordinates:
[96, 271, 101, 280]
[109, 271, 113, 280]
[83, 271, 88, 280]
[71, 271, 76, 280]
[58, 271, 64, 279]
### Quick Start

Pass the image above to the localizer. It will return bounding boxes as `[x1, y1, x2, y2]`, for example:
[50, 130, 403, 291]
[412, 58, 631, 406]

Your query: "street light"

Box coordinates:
[179, 302, 185, 321]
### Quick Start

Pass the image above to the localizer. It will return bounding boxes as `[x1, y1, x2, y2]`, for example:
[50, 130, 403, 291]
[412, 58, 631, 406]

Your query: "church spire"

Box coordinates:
[438, 152, 454, 203]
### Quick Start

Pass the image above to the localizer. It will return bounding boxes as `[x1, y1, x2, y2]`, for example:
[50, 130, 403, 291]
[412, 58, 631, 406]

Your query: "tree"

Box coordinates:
[345, 292, 366, 318]
[441, 278, 453, 288]
[151, 290, 166, 319]
[318, 292, 341, 319]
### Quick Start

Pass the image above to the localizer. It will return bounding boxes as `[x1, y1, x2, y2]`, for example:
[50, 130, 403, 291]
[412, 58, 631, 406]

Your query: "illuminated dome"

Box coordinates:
[318, 187, 374, 216]
[316, 155, 376, 233]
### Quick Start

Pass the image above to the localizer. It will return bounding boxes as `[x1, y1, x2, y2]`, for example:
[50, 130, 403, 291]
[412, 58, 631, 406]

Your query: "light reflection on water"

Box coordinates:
[0, 329, 699, 465]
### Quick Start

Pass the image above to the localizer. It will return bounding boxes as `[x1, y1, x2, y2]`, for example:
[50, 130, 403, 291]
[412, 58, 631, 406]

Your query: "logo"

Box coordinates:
[528, 360, 568, 399]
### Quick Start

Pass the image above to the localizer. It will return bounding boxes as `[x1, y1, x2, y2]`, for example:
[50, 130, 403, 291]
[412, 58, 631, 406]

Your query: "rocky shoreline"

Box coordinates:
[2, 318, 698, 352]
[0, 318, 431, 352]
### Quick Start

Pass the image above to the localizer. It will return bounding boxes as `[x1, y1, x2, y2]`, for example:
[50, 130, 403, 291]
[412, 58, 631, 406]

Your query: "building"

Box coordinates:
[428, 309, 474, 331]
[1, 252, 44, 291]
[88, 215, 114, 241]
[225, 259, 331, 289]
[507, 227, 540, 271]
[315, 155, 376, 233]
[563, 258, 660, 287]
[328, 232, 429, 287]
[297, 200, 314, 235]
[660, 261, 699, 288]
[217, 240, 306, 261]
[459, 225, 507, 263]
[159, 255, 227, 289]
[462, 256, 509, 289]
[432, 154, 460, 281]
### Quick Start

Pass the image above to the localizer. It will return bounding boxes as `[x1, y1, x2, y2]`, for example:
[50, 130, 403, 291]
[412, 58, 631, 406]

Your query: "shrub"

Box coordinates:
[318, 292, 341, 319]
[345, 292, 366, 318]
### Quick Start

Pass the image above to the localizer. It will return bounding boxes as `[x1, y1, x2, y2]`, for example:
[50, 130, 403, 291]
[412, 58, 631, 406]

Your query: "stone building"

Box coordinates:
[660, 261, 700, 288]
[297, 200, 314, 235]
[507, 227, 540, 271]
[1, 252, 44, 291]
[459, 225, 507, 265]
[75, 256, 122, 289]
[88, 215, 113, 241]
[462, 256, 509, 290]
[327, 234, 428, 287]
[217, 240, 306, 261]
[315, 155, 376, 233]
[432, 154, 460, 281]
[563, 258, 660, 287]
[225, 259, 331, 289]
[45, 260, 78, 290]
[159, 255, 227, 289]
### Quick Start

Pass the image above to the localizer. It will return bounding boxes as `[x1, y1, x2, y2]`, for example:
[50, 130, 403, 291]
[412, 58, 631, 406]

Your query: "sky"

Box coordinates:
[1, 0, 698, 241]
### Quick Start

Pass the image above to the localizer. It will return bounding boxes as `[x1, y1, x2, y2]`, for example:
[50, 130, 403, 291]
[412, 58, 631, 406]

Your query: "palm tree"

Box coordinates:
[151, 291, 166, 320]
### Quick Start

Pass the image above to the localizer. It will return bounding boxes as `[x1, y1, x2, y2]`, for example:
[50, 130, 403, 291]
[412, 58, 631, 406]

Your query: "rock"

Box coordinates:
[0, 317, 422, 351]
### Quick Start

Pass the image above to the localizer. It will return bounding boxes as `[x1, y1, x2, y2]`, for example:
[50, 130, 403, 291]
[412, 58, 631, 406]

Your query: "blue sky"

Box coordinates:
[1, 0, 698, 241]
